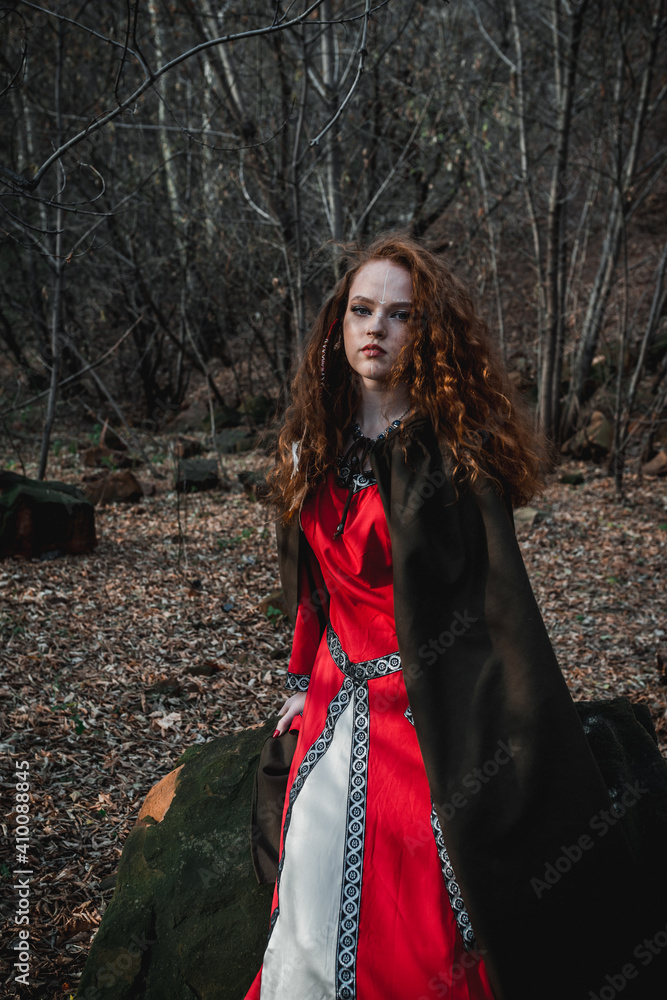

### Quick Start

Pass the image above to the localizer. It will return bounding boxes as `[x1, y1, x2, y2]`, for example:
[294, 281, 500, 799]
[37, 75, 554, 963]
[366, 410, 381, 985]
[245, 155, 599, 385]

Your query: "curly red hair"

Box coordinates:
[265, 232, 550, 521]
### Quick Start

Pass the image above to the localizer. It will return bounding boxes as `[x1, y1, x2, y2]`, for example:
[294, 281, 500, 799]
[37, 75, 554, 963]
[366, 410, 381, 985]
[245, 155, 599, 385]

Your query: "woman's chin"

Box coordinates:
[357, 361, 391, 382]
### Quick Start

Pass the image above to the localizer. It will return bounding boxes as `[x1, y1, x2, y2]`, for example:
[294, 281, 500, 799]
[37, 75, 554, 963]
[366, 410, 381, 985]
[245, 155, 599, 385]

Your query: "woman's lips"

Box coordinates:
[362, 346, 385, 356]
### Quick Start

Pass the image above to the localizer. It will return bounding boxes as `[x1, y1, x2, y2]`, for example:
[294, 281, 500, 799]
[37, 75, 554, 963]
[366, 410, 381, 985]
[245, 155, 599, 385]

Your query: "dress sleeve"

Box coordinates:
[277, 518, 329, 693]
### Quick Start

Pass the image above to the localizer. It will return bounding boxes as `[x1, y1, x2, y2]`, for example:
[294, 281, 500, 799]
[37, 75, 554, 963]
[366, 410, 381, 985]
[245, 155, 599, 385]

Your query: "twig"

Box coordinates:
[0, 316, 143, 418]
[7, 0, 329, 194]
[350, 88, 434, 235]
[64, 336, 157, 473]
[310, 0, 371, 148]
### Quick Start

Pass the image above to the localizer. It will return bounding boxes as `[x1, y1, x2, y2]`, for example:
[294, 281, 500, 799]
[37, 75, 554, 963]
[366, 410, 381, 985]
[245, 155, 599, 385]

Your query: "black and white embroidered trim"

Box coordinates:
[336, 681, 369, 999]
[266, 679, 354, 946]
[430, 805, 477, 951]
[404, 694, 475, 947]
[335, 457, 377, 494]
[269, 630, 453, 998]
[284, 672, 310, 692]
[327, 623, 402, 681]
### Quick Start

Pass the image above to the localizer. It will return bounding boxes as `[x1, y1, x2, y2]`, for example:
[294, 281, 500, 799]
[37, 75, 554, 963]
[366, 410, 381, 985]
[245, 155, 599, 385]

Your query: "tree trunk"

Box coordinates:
[321, 0, 344, 247]
[560, 0, 664, 438]
[38, 22, 65, 480]
[538, 0, 587, 439]
[509, 0, 545, 413]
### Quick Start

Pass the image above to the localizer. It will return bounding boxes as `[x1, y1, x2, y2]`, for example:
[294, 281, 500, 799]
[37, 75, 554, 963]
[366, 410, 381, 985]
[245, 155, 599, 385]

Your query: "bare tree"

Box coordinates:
[2, 0, 665, 475]
[471, 0, 666, 445]
[560, 0, 665, 437]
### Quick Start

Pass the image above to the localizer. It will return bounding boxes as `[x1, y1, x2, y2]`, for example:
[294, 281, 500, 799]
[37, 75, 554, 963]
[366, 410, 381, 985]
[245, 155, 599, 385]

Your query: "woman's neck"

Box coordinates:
[354, 382, 411, 440]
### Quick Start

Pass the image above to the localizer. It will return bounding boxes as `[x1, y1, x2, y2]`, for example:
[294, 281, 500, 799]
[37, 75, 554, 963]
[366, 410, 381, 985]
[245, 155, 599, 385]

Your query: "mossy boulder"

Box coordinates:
[0, 470, 96, 559]
[75, 704, 667, 1000]
[76, 722, 275, 1000]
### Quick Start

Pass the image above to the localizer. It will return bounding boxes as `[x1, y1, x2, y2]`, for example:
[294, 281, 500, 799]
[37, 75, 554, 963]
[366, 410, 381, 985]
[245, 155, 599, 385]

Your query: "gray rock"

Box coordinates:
[513, 506, 545, 530]
[175, 459, 220, 492]
[561, 410, 614, 461]
[215, 429, 259, 455]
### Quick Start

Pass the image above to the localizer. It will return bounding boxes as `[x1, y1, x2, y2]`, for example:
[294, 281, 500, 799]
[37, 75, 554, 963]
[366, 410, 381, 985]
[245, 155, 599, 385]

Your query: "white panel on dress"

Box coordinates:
[260, 697, 354, 1000]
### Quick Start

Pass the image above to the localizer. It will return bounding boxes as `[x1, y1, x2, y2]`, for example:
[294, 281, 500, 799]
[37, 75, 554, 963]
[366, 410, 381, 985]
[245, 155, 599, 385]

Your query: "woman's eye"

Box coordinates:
[351, 305, 370, 316]
[394, 311, 410, 322]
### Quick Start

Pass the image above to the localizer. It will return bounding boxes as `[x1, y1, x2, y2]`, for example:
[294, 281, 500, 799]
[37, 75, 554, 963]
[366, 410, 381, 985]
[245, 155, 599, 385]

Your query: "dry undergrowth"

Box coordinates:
[0, 439, 665, 998]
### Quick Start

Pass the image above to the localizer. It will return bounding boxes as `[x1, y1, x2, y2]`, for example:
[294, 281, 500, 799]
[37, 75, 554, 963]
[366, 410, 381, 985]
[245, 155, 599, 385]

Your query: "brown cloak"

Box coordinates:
[275, 414, 667, 1000]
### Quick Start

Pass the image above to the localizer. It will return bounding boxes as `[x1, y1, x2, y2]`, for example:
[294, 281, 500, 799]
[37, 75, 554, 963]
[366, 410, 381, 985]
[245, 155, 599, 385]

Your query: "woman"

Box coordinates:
[244, 234, 659, 1000]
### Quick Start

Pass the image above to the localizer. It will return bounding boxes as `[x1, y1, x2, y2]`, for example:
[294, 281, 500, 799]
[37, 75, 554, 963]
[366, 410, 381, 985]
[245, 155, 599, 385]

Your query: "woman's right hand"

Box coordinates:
[273, 691, 307, 737]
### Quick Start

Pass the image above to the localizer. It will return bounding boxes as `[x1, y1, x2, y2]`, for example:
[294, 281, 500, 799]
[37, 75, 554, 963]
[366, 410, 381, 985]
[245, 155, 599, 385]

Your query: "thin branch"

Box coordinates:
[9, 0, 351, 194]
[114, 0, 135, 102]
[64, 334, 157, 470]
[468, 1, 517, 72]
[622, 236, 667, 432]
[0, 13, 28, 100]
[0, 315, 144, 418]
[310, 0, 371, 147]
[238, 152, 278, 223]
[0, 202, 62, 236]
[4, 0, 394, 197]
[350, 88, 434, 236]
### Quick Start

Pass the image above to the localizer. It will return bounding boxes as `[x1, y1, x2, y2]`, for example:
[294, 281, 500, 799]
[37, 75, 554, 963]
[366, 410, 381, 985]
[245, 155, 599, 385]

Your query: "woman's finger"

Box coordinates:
[273, 717, 289, 738]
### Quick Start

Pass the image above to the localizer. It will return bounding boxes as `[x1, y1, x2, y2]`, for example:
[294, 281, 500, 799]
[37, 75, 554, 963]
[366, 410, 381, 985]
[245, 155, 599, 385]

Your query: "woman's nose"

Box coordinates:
[366, 313, 386, 338]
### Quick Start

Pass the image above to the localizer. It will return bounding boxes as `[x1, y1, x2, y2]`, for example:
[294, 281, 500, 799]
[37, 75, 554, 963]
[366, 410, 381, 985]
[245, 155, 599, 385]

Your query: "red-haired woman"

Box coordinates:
[244, 234, 656, 1000]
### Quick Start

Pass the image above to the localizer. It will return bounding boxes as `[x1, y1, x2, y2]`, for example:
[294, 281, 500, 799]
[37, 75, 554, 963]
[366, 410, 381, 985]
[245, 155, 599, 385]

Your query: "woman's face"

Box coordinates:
[342, 260, 413, 386]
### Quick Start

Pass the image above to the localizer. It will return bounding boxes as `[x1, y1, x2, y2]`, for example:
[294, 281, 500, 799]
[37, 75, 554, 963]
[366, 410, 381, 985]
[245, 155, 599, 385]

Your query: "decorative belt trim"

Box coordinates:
[326, 623, 402, 681]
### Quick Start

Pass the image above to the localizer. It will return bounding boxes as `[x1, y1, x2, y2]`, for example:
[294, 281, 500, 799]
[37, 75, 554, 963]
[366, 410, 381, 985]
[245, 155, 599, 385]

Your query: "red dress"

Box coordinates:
[245, 457, 496, 1000]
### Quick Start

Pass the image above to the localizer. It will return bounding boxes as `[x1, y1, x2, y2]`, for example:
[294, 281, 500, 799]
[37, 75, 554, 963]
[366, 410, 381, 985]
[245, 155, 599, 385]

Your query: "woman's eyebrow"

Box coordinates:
[349, 295, 412, 307]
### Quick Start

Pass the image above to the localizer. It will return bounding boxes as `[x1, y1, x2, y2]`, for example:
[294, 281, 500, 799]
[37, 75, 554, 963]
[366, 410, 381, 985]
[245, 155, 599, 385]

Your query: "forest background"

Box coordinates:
[0, 1, 666, 997]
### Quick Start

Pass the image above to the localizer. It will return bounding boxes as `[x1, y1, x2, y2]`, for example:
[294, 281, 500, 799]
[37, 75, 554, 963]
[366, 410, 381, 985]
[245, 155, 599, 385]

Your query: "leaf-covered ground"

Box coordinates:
[1, 441, 665, 999]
